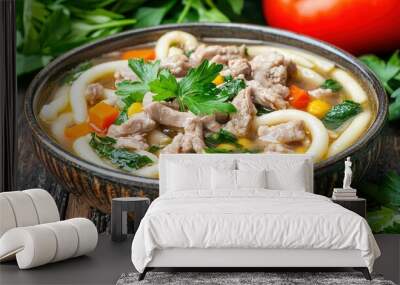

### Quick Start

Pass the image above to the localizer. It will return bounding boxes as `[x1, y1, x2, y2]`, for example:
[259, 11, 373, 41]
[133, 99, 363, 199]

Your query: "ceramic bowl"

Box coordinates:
[25, 23, 388, 213]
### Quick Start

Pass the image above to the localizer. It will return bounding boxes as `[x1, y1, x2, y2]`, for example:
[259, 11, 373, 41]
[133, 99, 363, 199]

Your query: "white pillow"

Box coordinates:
[211, 169, 267, 190]
[237, 158, 310, 192]
[167, 160, 235, 192]
[236, 169, 267, 189]
[211, 168, 236, 190]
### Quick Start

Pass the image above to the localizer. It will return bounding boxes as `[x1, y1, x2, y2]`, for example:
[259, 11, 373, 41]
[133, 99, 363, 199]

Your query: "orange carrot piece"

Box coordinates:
[89, 102, 119, 130]
[65, 123, 93, 139]
[289, 85, 310, 109]
[121, 48, 156, 60]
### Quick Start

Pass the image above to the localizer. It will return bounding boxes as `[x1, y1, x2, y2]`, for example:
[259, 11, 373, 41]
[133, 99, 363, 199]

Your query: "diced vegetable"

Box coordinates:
[237, 138, 253, 149]
[307, 100, 331, 119]
[89, 133, 152, 171]
[320, 79, 342, 92]
[289, 85, 310, 109]
[216, 143, 236, 151]
[322, 100, 362, 130]
[121, 49, 155, 60]
[89, 102, 119, 130]
[212, 74, 224, 85]
[295, 145, 307, 154]
[127, 102, 143, 117]
[65, 123, 93, 140]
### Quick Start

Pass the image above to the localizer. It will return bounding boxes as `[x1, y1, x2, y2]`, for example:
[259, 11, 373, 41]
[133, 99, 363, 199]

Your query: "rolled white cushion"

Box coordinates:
[0, 226, 57, 269]
[0, 192, 39, 227]
[23, 189, 60, 224]
[236, 169, 267, 189]
[0, 218, 97, 269]
[42, 221, 79, 262]
[0, 196, 17, 237]
[211, 168, 237, 190]
[66, 218, 98, 257]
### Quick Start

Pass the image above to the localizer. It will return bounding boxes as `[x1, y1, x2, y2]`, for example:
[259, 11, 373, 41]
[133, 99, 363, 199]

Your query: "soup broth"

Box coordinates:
[39, 31, 374, 178]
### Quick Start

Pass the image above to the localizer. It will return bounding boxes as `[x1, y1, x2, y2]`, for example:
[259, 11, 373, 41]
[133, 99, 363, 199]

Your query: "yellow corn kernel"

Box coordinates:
[306, 100, 331, 119]
[237, 138, 253, 149]
[295, 145, 308, 154]
[212, 75, 224, 86]
[127, 102, 143, 117]
[217, 143, 236, 151]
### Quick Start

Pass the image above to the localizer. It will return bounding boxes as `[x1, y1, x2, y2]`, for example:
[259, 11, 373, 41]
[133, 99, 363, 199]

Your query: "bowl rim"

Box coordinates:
[25, 22, 388, 187]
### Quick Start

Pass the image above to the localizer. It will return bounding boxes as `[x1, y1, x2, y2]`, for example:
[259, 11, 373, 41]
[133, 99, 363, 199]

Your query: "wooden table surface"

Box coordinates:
[16, 83, 400, 231]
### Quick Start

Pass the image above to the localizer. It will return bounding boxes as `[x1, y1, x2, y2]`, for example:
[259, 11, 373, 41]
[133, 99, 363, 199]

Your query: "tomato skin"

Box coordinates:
[263, 0, 400, 55]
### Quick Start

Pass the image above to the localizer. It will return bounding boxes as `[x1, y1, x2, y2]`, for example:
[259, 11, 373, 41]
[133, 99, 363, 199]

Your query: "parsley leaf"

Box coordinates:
[62, 61, 92, 84]
[320, 79, 342, 92]
[89, 133, 153, 171]
[115, 59, 160, 105]
[151, 60, 238, 115]
[322, 100, 362, 130]
[205, 129, 240, 147]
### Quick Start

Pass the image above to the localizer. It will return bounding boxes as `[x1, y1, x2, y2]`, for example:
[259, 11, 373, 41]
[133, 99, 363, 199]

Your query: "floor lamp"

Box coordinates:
[0, 0, 16, 192]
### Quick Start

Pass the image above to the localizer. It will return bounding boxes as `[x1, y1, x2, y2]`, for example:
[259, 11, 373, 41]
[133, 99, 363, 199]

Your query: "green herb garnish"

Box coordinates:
[360, 50, 400, 121]
[150, 60, 238, 115]
[204, 147, 261, 154]
[89, 133, 152, 171]
[255, 104, 274, 116]
[320, 79, 342, 92]
[147, 145, 162, 154]
[114, 109, 128, 125]
[62, 61, 92, 84]
[204, 129, 240, 148]
[322, 100, 361, 130]
[116, 59, 160, 106]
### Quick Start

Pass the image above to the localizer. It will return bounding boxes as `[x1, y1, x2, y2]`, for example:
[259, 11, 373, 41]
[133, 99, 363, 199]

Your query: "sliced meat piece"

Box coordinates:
[115, 135, 148, 150]
[247, 80, 289, 110]
[309, 88, 341, 105]
[250, 52, 295, 87]
[85, 83, 104, 105]
[258, 120, 306, 144]
[144, 102, 194, 128]
[225, 58, 252, 79]
[160, 54, 191, 77]
[114, 66, 138, 84]
[263, 143, 294, 153]
[225, 87, 257, 137]
[107, 113, 156, 138]
[181, 117, 205, 153]
[201, 115, 222, 132]
[190, 44, 246, 66]
[161, 133, 184, 154]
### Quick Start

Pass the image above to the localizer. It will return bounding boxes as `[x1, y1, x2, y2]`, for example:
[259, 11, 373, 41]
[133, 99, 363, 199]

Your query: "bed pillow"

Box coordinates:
[236, 169, 267, 189]
[167, 160, 236, 192]
[211, 169, 267, 190]
[237, 159, 309, 192]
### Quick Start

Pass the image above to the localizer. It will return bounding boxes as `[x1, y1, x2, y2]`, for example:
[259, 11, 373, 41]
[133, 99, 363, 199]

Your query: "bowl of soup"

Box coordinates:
[25, 23, 387, 213]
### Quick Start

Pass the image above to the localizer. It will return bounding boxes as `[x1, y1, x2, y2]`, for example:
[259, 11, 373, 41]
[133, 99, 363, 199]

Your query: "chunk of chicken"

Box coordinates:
[190, 44, 246, 66]
[201, 114, 222, 132]
[161, 117, 205, 154]
[309, 88, 341, 105]
[250, 52, 295, 87]
[225, 87, 257, 137]
[144, 102, 194, 128]
[247, 80, 289, 110]
[161, 54, 192, 77]
[114, 66, 138, 84]
[107, 113, 156, 138]
[85, 83, 104, 105]
[114, 135, 148, 150]
[181, 117, 206, 153]
[258, 120, 306, 144]
[226, 58, 252, 78]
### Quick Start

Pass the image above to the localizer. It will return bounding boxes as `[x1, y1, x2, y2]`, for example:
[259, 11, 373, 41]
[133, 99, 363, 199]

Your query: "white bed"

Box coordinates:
[131, 154, 380, 280]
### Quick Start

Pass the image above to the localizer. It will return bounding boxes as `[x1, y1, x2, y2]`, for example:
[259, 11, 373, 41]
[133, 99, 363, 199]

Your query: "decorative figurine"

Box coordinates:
[343, 157, 353, 190]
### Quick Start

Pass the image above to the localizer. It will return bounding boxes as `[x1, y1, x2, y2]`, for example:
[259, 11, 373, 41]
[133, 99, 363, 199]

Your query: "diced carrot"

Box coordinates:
[121, 48, 156, 60]
[65, 123, 93, 139]
[88, 102, 119, 130]
[289, 85, 310, 109]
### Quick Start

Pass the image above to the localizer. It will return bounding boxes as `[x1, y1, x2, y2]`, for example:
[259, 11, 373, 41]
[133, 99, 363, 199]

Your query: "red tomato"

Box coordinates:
[263, 0, 400, 55]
